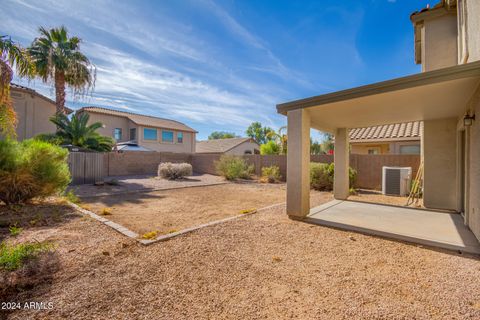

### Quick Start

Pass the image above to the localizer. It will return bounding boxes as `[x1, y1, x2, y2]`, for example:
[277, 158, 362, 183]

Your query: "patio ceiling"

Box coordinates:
[277, 61, 480, 133]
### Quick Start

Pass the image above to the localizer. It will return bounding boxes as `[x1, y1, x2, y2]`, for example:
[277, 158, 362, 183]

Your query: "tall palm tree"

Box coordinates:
[48, 112, 114, 152]
[28, 26, 95, 115]
[0, 35, 34, 137]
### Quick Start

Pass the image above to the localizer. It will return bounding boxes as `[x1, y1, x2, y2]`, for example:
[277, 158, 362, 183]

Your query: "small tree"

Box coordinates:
[260, 140, 280, 155]
[208, 131, 237, 140]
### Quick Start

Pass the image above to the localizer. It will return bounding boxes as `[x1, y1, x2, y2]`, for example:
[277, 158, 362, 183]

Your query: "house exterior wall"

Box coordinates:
[423, 118, 458, 211]
[225, 141, 260, 155]
[462, 0, 480, 63]
[422, 12, 458, 71]
[138, 125, 195, 153]
[82, 111, 196, 153]
[467, 84, 480, 240]
[82, 111, 131, 143]
[11, 88, 57, 140]
[351, 141, 421, 155]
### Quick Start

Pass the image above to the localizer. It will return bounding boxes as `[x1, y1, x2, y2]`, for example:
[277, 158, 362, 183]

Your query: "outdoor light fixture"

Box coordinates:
[464, 113, 476, 127]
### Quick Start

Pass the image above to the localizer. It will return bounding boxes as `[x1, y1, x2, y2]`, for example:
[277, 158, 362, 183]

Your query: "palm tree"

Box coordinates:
[28, 26, 95, 115]
[48, 112, 114, 152]
[0, 35, 34, 137]
[267, 126, 288, 154]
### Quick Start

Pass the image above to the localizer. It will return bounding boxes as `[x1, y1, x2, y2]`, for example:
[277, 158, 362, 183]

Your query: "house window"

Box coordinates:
[114, 128, 122, 141]
[130, 128, 136, 141]
[162, 130, 174, 143]
[399, 145, 420, 155]
[143, 128, 157, 140]
[244, 150, 252, 154]
[368, 149, 379, 155]
[177, 132, 183, 143]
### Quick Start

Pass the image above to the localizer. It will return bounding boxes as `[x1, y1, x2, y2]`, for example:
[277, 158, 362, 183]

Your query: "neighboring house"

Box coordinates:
[277, 0, 480, 241]
[9, 83, 73, 140]
[349, 121, 422, 155]
[77, 107, 197, 153]
[196, 137, 260, 155]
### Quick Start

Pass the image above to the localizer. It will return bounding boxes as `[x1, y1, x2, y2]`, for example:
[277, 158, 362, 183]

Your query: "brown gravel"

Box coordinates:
[1, 194, 480, 319]
[349, 189, 424, 207]
[80, 183, 329, 236]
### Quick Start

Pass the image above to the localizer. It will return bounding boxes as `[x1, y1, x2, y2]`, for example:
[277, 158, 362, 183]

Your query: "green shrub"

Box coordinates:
[215, 155, 253, 180]
[8, 225, 22, 237]
[0, 241, 53, 271]
[310, 162, 357, 191]
[261, 165, 281, 183]
[64, 190, 81, 204]
[158, 162, 193, 180]
[0, 139, 71, 205]
[260, 141, 280, 155]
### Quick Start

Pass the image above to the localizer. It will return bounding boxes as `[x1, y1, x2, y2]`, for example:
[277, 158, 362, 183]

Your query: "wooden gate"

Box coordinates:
[68, 152, 105, 185]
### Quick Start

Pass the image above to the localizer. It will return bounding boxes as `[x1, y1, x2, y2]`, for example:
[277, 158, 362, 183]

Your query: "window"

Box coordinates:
[244, 150, 252, 154]
[399, 145, 421, 155]
[177, 132, 183, 143]
[114, 128, 122, 141]
[143, 128, 157, 140]
[162, 130, 174, 143]
[130, 128, 136, 141]
[368, 149, 379, 155]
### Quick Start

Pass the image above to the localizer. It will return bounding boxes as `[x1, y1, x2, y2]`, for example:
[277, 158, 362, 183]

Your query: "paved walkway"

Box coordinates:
[306, 200, 480, 254]
[69, 173, 227, 198]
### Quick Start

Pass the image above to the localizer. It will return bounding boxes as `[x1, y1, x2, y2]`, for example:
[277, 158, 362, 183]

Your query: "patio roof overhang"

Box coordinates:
[277, 61, 480, 133]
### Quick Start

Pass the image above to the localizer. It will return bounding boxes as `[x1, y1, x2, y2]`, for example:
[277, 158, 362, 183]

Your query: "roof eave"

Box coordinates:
[276, 61, 480, 115]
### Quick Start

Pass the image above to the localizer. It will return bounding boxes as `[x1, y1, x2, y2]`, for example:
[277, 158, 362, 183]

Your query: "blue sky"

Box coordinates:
[2, 0, 430, 140]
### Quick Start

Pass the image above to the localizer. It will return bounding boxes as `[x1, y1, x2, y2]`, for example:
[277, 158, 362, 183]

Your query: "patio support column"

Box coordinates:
[334, 128, 349, 200]
[286, 109, 310, 218]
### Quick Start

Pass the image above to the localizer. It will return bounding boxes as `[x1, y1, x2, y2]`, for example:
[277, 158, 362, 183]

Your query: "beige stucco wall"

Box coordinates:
[467, 84, 480, 240]
[464, 0, 480, 63]
[225, 141, 260, 155]
[83, 111, 132, 143]
[423, 118, 458, 211]
[351, 143, 389, 154]
[351, 141, 420, 155]
[422, 13, 458, 71]
[11, 88, 57, 140]
[138, 126, 195, 153]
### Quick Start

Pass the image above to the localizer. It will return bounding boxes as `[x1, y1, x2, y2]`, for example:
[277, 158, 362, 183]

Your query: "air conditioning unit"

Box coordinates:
[382, 166, 412, 196]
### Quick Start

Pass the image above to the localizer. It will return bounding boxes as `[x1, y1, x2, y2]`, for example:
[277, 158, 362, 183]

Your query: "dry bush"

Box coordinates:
[158, 162, 192, 180]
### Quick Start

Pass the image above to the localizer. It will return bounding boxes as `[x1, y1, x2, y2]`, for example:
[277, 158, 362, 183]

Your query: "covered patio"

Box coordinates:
[306, 200, 480, 254]
[277, 61, 480, 253]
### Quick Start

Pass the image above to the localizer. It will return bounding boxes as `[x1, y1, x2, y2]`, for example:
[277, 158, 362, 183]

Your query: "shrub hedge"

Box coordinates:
[310, 162, 357, 191]
[0, 139, 71, 205]
[215, 155, 253, 180]
[158, 162, 193, 180]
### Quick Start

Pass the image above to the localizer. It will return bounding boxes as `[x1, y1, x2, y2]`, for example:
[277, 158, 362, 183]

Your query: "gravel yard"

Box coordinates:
[1, 196, 480, 319]
[69, 173, 226, 197]
[79, 183, 331, 236]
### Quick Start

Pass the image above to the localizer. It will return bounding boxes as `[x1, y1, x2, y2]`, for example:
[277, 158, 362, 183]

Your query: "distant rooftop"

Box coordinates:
[349, 121, 423, 143]
[196, 137, 258, 153]
[79, 106, 197, 133]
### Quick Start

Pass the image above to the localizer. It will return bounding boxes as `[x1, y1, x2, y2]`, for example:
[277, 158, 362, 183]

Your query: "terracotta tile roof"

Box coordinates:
[79, 106, 197, 133]
[196, 137, 258, 153]
[349, 121, 423, 143]
[10, 83, 73, 114]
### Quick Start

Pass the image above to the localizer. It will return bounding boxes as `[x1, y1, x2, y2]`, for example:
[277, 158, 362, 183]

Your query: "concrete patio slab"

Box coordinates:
[305, 200, 480, 254]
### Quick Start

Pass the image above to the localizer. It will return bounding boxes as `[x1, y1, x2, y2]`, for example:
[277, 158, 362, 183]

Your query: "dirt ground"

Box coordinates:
[349, 189, 424, 207]
[1, 196, 479, 320]
[80, 183, 330, 236]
